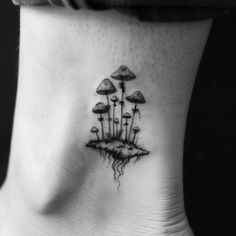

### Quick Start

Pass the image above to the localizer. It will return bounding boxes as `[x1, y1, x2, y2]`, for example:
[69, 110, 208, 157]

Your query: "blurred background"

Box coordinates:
[0, 2, 235, 235]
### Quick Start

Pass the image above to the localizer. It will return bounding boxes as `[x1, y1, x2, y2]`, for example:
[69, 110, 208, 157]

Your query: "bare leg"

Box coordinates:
[0, 7, 212, 236]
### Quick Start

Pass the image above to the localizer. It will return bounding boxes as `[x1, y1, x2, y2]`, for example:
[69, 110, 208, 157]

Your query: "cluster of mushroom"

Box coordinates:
[90, 66, 146, 145]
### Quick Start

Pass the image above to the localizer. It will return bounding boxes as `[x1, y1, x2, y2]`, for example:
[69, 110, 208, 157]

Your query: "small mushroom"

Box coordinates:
[122, 112, 131, 142]
[96, 79, 116, 139]
[91, 126, 100, 141]
[126, 91, 146, 143]
[113, 118, 119, 139]
[111, 66, 136, 138]
[132, 126, 140, 144]
[111, 95, 119, 138]
[111, 95, 119, 106]
[92, 102, 109, 140]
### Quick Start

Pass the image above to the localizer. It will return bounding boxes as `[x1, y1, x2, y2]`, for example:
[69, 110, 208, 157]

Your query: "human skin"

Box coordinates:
[0, 7, 212, 236]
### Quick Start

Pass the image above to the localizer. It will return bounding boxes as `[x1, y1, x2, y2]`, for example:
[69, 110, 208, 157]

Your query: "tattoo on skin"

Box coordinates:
[86, 66, 150, 186]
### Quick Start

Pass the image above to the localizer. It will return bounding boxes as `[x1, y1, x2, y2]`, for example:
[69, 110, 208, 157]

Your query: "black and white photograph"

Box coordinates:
[0, 1, 236, 235]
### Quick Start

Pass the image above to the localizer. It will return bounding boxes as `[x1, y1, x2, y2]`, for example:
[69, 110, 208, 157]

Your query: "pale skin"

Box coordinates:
[0, 6, 212, 236]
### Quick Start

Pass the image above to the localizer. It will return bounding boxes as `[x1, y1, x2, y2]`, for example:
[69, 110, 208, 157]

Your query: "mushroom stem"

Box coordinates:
[96, 132, 100, 141]
[99, 114, 105, 140]
[132, 132, 137, 144]
[112, 103, 116, 139]
[128, 103, 137, 143]
[106, 94, 111, 140]
[116, 123, 118, 139]
[119, 81, 125, 139]
[124, 119, 128, 142]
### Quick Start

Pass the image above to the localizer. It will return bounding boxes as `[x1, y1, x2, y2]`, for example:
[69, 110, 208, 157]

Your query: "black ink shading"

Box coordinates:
[86, 66, 150, 186]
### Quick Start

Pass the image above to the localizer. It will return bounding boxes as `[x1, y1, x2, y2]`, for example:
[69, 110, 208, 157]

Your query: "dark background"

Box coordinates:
[0, 2, 235, 236]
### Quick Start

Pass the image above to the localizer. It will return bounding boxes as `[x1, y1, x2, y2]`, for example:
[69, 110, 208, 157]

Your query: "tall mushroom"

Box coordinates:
[96, 79, 116, 139]
[126, 91, 146, 143]
[122, 112, 131, 142]
[111, 66, 136, 138]
[91, 126, 100, 141]
[132, 126, 140, 144]
[111, 95, 119, 138]
[113, 118, 119, 139]
[92, 102, 109, 140]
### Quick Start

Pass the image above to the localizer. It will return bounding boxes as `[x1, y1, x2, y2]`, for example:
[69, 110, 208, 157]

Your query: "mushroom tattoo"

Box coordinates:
[96, 79, 116, 139]
[111, 66, 135, 138]
[122, 112, 131, 142]
[92, 102, 109, 140]
[111, 95, 119, 138]
[87, 66, 149, 187]
[91, 126, 100, 141]
[126, 91, 146, 143]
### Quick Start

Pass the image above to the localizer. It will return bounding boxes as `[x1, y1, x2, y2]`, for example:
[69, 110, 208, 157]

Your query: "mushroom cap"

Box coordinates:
[91, 126, 99, 132]
[122, 112, 131, 119]
[111, 65, 136, 81]
[133, 126, 140, 132]
[126, 91, 146, 104]
[92, 102, 109, 114]
[111, 95, 119, 103]
[114, 118, 119, 124]
[96, 78, 116, 95]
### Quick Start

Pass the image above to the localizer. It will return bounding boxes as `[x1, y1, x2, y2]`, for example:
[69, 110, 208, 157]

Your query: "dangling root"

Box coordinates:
[98, 151, 141, 186]
[90, 146, 147, 187]
[111, 157, 132, 185]
[112, 159, 119, 181]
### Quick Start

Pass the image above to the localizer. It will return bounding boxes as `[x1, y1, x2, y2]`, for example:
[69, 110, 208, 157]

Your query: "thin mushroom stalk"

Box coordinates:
[124, 121, 128, 142]
[99, 115, 105, 140]
[111, 96, 118, 139]
[106, 94, 112, 139]
[119, 81, 125, 139]
[116, 124, 118, 138]
[132, 127, 140, 144]
[113, 118, 119, 139]
[132, 133, 136, 143]
[115, 122, 119, 139]
[96, 132, 100, 141]
[112, 105, 115, 138]
[128, 103, 138, 143]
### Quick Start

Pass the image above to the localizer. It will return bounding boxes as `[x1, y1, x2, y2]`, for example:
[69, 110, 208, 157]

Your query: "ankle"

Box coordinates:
[1, 185, 193, 236]
[4, 154, 192, 236]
